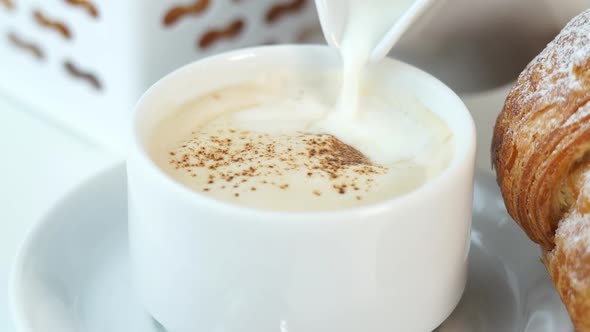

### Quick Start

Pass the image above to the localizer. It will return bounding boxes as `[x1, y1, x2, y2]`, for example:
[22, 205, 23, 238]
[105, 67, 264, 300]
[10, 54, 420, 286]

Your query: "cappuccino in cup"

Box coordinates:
[149, 70, 452, 211]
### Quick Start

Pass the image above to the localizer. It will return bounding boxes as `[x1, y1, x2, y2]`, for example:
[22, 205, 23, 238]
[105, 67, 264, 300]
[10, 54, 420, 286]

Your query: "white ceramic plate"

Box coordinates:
[9, 164, 574, 332]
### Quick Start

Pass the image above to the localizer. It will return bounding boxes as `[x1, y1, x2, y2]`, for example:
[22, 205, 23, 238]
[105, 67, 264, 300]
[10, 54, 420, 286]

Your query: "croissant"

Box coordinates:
[492, 9, 590, 331]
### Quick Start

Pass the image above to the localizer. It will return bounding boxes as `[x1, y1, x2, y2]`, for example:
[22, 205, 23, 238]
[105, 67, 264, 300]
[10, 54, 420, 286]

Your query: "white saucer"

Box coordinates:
[10, 164, 574, 332]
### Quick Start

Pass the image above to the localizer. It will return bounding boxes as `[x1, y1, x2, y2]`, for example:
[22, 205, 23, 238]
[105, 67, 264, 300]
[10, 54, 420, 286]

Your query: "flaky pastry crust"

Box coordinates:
[493, 9, 590, 331]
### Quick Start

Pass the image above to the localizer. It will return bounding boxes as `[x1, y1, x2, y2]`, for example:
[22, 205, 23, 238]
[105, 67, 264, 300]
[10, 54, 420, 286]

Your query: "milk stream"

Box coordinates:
[339, 0, 416, 118]
[316, 0, 420, 165]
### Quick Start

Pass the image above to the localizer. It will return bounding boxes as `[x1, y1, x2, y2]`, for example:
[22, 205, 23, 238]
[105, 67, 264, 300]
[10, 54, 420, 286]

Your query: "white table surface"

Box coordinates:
[0, 82, 509, 331]
[0, 95, 120, 332]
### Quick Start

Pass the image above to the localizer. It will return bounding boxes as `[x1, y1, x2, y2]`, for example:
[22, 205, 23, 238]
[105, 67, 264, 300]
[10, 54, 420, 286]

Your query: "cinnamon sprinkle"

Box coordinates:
[167, 130, 387, 198]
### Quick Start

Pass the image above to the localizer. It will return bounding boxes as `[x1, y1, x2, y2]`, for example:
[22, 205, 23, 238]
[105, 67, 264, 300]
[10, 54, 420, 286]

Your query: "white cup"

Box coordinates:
[127, 45, 476, 332]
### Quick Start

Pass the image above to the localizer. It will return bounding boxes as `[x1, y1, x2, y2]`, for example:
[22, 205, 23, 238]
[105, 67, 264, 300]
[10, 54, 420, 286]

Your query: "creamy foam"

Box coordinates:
[149, 71, 453, 211]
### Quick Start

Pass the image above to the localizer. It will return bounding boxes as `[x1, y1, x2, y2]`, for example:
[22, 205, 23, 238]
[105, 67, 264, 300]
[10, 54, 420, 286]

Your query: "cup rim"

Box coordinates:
[130, 44, 476, 220]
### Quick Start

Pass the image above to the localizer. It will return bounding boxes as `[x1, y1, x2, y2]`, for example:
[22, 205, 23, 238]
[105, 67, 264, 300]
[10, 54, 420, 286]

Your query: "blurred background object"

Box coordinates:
[0, 0, 318, 151]
[393, 0, 588, 93]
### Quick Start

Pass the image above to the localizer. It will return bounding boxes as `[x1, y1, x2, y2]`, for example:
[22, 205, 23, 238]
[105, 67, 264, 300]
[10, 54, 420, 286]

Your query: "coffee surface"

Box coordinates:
[149, 72, 452, 211]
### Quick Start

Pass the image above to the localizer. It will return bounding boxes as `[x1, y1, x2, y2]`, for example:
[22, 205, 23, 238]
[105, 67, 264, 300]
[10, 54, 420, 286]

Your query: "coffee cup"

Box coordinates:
[127, 45, 476, 332]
